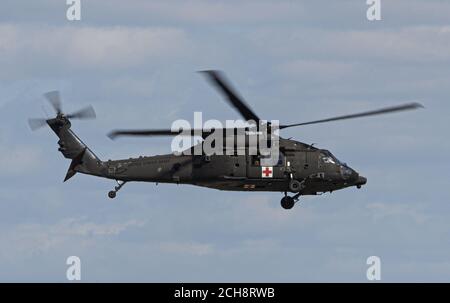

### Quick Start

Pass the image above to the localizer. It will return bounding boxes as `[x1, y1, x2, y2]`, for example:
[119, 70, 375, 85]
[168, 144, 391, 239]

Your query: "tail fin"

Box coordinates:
[47, 116, 105, 181]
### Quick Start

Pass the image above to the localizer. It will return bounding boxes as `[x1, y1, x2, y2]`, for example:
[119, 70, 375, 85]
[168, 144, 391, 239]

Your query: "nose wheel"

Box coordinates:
[280, 192, 301, 209]
[108, 180, 127, 199]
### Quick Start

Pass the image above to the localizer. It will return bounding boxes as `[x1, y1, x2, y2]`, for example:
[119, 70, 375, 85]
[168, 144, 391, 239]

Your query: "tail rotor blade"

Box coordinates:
[66, 105, 96, 120]
[28, 118, 48, 131]
[43, 90, 62, 114]
[30, 91, 96, 132]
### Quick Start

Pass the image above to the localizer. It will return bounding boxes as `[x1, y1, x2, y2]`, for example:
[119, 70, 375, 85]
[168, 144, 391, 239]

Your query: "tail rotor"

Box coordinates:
[28, 90, 96, 131]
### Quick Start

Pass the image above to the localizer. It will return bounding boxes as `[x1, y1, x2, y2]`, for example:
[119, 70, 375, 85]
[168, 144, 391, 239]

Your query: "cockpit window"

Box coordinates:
[320, 150, 341, 165]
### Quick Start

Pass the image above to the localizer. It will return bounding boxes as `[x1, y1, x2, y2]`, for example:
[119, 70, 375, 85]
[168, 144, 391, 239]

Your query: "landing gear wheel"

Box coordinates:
[289, 179, 303, 193]
[107, 180, 127, 199]
[281, 196, 295, 210]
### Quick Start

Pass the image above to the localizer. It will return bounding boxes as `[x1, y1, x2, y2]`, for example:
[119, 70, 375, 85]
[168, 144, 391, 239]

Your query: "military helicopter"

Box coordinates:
[28, 70, 422, 209]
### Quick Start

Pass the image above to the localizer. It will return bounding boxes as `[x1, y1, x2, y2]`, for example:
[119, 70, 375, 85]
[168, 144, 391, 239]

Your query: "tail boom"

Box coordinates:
[47, 117, 106, 181]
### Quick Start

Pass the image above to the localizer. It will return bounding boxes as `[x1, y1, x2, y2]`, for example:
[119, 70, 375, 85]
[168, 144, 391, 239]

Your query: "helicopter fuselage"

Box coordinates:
[101, 137, 367, 195]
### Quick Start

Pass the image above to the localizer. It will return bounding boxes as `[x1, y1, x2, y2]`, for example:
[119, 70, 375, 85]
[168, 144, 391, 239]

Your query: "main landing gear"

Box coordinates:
[281, 177, 304, 209]
[108, 180, 127, 199]
[280, 192, 301, 210]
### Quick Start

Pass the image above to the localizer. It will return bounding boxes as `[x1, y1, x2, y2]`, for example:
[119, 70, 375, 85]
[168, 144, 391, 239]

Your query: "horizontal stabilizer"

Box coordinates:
[64, 148, 86, 182]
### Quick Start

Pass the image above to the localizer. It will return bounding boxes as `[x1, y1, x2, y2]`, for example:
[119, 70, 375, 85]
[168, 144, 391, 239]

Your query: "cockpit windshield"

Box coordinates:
[320, 150, 342, 165]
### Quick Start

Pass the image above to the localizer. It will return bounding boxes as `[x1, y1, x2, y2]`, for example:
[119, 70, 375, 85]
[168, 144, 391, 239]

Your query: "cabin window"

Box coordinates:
[260, 152, 284, 166]
[252, 152, 284, 166]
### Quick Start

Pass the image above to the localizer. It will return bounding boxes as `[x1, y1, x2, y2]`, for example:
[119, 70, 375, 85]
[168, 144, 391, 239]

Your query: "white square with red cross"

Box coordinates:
[261, 166, 273, 178]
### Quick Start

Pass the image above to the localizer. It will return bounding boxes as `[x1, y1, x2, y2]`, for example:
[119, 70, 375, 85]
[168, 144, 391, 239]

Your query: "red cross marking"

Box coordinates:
[263, 167, 272, 177]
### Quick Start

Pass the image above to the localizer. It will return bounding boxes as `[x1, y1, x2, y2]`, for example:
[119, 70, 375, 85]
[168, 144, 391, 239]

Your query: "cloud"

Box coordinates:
[0, 217, 145, 259]
[251, 26, 450, 63]
[366, 202, 429, 224]
[0, 24, 192, 76]
[276, 59, 355, 82]
[65, 26, 191, 67]
[159, 241, 214, 256]
[139, 0, 305, 24]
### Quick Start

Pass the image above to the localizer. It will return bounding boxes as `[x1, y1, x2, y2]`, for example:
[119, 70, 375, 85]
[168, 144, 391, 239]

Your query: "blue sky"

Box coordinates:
[0, 0, 449, 282]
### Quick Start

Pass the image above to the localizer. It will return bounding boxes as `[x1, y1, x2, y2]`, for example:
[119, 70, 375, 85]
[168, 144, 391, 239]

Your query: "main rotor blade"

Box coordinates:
[107, 127, 254, 140]
[28, 118, 48, 131]
[43, 90, 62, 114]
[66, 105, 96, 120]
[280, 102, 424, 129]
[200, 70, 260, 122]
[108, 129, 200, 140]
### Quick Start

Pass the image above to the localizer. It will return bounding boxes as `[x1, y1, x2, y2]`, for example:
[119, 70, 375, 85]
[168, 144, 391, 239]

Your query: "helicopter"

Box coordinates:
[28, 70, 422, 209]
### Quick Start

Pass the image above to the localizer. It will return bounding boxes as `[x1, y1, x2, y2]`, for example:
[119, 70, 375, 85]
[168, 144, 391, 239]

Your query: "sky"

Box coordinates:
[0, 0, 449, 282]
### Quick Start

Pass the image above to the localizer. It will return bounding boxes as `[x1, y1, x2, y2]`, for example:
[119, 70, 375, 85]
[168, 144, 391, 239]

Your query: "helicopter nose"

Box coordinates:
[355, 176, 367, 188]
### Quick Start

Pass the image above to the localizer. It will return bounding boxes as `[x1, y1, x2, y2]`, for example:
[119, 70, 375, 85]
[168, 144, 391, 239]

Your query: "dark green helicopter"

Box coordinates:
[28, 70, 422, 209]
